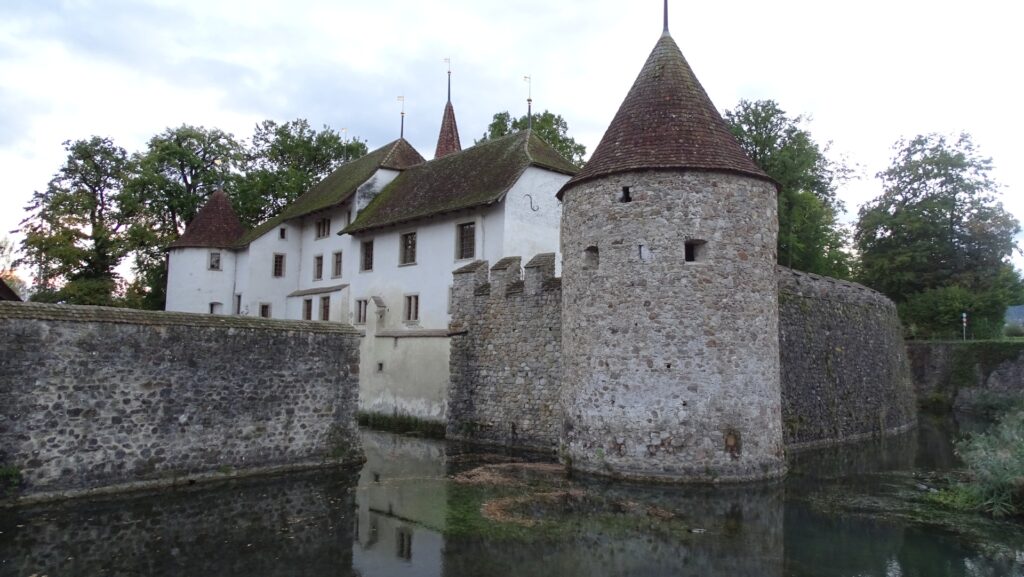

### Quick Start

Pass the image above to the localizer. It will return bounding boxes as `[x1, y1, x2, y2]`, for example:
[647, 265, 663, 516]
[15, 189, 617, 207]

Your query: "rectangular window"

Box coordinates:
[208, 251, 221, 271]
[259, 303, 271, 318]
[316, 218, 331, 239]
[320, 296, 331, 321]
[361, 240, 374, 271]
[272, 253, 285, 277]
[355, 299, 369, 324]
[313, 255, 324, 280]
[457, 222, 475, 260]
[400, 232, 417, 265]
[303, 299, 312, 320]
[279, 227, 287, 240]
[404, 294, 419, 323]
[209, 302, 222, 314]
[234, 294, 241, 314]
[332, 251, 343, 278]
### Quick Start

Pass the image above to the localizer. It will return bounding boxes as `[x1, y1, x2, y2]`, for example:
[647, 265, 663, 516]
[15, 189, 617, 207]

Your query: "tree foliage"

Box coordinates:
[476, 110, 586, 167]
[21, 120, 367, 309]
[19, 137, 135, 305]
[724, 100, 853, 278]
[0, 236, 27, 299]
[235, 119, 367, 227]
[855, 133, 1022, 338]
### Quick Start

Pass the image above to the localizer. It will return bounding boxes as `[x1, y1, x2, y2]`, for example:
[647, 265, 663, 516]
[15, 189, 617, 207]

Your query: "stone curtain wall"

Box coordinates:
[778, 268, 917, 448]
[0, 302, 362, 498]
[447, 254, 563, 450]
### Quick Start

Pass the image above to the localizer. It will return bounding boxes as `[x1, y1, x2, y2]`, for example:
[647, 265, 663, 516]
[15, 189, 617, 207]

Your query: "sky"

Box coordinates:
[2, 0, 1022, 272]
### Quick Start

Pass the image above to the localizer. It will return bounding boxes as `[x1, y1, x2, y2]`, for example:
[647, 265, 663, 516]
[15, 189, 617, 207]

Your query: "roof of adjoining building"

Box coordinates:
[344, 130, 578, 235]
[168, 189, 246, 249]
[0, 277, 21, 301]
[558, 32, 772, 199]
[236, 138, 425, 246]
[435, 101, 462, 159]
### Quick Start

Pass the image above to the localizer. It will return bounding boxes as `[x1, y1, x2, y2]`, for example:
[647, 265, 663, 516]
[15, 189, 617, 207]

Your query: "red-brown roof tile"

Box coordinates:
[558, 33, 773, 199]
[434, 101, 462, 159]
[0, 277, 21, 301]
[168, 189, 245, 249]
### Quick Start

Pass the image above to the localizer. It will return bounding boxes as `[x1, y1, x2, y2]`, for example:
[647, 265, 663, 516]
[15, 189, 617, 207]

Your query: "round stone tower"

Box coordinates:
[557, 25, 784, 482]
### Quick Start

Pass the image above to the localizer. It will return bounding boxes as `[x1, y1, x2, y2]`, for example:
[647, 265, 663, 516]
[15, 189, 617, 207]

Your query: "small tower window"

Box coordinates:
[685, 240, 706, 262]
[583, 246, 599, 270]
[619, 186, 632, 203]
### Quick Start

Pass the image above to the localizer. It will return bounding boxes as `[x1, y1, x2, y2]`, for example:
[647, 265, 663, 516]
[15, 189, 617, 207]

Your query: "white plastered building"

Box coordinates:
[166, 96, 577, 421]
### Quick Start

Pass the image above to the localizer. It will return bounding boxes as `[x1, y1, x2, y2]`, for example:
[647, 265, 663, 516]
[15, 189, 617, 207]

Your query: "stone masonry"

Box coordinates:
[0, 301, 363, 498]
[448, 257, 918, 459]
[448, 254, 562, 450]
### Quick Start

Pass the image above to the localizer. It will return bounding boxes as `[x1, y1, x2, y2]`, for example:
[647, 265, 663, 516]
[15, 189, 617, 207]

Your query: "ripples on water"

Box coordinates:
[1, 414, 1022, 577]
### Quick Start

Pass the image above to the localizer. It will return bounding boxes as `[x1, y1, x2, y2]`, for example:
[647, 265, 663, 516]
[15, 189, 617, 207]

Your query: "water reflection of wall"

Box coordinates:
[353, 430, 448, 577]
[0, 470, 358, 577]
[441, 481, 785, 577]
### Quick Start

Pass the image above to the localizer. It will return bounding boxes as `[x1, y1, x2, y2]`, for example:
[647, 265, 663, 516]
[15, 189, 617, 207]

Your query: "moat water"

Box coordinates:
[2, 415, 1023, 577]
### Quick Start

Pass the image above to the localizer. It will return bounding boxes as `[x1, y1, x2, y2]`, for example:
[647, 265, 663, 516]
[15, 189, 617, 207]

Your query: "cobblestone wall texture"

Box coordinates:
[778, 268, 917, 448]
[447, 255, 563, 451]
[0, 301, 362, 498]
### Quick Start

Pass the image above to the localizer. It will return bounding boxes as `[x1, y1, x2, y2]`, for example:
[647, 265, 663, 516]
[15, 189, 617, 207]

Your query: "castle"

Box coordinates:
[166, 9, 918, 483]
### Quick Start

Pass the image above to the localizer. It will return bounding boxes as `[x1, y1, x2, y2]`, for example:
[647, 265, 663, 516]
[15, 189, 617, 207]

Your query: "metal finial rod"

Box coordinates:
[444, 58, 452, 102]
[397, 96, 406, 138]
[524, 75, 532, 131]
[663, 0, 669, 34]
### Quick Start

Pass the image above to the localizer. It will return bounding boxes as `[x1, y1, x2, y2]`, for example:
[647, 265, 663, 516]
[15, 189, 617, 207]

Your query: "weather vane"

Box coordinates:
[397, 96, 406, 138]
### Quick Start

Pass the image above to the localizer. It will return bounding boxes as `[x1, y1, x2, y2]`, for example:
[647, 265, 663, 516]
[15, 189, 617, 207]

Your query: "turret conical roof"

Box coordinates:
[168, 189, 245, 249]
[558, 33, 772, 199]
[435, 100, 462, 158]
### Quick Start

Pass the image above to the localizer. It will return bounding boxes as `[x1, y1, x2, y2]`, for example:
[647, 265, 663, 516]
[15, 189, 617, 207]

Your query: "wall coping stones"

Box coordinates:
[453, 259, 488, 274]
[777, 266, 894, 310]
[491, 256, 522, 271]
[0, 301, 360, 334]
[524, 253, 556, 269]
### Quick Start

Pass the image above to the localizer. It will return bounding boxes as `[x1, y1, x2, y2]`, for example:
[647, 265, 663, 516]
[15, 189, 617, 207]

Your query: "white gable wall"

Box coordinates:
[503, 166, 569, 270]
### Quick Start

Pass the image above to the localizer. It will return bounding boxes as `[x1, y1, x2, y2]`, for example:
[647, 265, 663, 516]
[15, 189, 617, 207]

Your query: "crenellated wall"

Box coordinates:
[447, 260, 916, 454]
[447, 254, 563, 450]
[0, 302, 363, 500]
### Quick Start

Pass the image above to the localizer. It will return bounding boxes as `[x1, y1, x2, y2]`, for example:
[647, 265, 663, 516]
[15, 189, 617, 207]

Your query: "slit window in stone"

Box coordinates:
[685, 239, 706, 262]
[620, 186, 632, 203]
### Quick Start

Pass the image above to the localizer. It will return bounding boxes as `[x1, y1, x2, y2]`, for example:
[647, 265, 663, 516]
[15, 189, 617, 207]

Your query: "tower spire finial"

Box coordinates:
[524, 75, 532, 130]
[444, 58, 452, 102]
[663, 0, 669, 35]
[397, 95, 406, 138]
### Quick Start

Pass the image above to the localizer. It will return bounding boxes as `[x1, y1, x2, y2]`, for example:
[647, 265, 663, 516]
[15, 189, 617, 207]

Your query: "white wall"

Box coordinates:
[165, 247, 237, 314]
[503, 166, 568, 269]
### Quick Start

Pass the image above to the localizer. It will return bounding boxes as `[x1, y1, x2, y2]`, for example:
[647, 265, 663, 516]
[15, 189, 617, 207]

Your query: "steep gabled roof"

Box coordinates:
[169, 189, 245, 249]
[0, 277, 21, 301]
[435, 101, 462, 158]
[344, 130, 578, 235]
[558, 33, 772, 199]
[236, 139, 425, 246]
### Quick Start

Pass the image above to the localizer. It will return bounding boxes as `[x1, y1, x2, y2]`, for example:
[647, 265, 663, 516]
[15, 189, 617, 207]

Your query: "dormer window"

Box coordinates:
[316, 218, 331, 239]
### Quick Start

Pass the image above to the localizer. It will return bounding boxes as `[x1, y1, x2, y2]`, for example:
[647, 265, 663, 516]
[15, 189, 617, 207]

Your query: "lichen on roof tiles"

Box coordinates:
[169, 189, 245, 249]
[344, 130, 577, 234]
[559, 33, 772, 199]
[235, 139, 425, 246]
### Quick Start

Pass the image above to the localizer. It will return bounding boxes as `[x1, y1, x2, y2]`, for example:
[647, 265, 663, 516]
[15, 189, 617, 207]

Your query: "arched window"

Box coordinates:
[583, 246, 599, 270]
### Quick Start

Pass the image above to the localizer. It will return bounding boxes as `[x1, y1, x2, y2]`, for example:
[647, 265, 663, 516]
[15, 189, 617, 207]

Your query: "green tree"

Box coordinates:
[18, 137, 135, 305]
[855, 133, 1021, 338]
[235, 119, 367, 227]
[125, 125, 244, 309]
[476, 110, 586, 167]
[724, 99, 853, 277]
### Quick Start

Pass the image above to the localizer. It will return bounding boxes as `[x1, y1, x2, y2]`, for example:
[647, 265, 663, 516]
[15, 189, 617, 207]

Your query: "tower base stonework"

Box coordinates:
[559, 171, 786, 484]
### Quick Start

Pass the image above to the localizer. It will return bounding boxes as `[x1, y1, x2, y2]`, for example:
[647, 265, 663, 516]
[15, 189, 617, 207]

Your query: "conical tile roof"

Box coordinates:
[435, 100, 462, 158]
[168, 189, 245, 249]
[558, 33, 772, 199]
